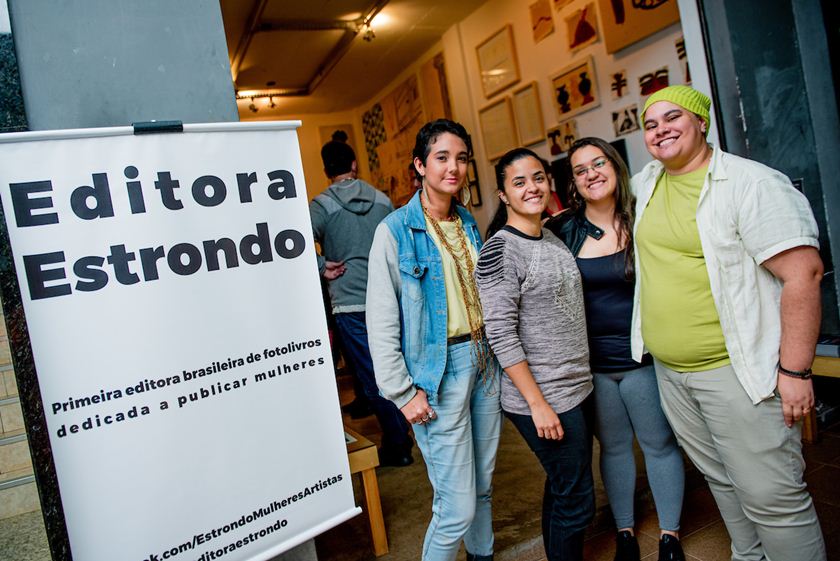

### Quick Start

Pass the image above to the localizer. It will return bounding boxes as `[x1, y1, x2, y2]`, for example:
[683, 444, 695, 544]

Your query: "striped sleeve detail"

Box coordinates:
[475, 235, 508, 288]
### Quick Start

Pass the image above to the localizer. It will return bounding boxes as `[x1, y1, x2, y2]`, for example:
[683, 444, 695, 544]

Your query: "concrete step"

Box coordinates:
[0, 396, 25, 439]
[0, 431, 32, 476]
[0, 471, 39, 519]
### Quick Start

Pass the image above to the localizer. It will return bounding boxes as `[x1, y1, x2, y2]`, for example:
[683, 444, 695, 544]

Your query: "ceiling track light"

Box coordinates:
[362, 24, 375, 42]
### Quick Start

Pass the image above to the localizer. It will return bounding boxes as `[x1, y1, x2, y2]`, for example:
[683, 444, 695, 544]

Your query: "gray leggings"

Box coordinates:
[592, 364, 684, 531]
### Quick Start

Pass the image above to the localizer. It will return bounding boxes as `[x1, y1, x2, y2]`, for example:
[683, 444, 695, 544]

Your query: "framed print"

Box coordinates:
[546, 119, 579, 156]
[551, 56, 600, 121]
[612, 104, 640, 137]
[512, 82, 545, 147]
[478, 97, 519, 160]
[639, 66, 670, 97]
[609, 69, 629, 99]
[467, 158, 482, 207]
[565, 3, 599, 52]
[476, 25, 521, 98]
[598, 0, 680, 54]
[530, 0, 555, 44]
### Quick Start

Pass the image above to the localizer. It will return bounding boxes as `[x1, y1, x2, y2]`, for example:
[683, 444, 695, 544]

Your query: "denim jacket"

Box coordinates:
[366, 190, 484, 409]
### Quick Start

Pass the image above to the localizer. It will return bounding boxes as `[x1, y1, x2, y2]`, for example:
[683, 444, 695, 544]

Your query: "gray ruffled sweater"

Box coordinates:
[475, 226, 592, 415]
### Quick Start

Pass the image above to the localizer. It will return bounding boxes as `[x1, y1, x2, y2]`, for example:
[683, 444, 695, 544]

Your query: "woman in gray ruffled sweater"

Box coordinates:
[475, 148, 594, 561]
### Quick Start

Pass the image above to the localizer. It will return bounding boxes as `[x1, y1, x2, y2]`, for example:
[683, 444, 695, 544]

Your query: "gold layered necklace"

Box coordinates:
[421, 190, 493, 386]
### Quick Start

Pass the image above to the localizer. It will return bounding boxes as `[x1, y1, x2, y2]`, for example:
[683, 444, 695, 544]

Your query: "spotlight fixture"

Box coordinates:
[268, 96, 276, 109]
[248, 97, 258, 113]
[362, 25, 375, 42]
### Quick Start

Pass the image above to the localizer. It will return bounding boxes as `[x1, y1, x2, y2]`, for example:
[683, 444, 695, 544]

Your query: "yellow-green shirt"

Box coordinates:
[636, 165, 730, 371]
[425, 217, 480, 338]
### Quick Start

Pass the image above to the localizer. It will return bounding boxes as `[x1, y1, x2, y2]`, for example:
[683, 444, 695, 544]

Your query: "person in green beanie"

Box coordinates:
[629, 84, 826, 560]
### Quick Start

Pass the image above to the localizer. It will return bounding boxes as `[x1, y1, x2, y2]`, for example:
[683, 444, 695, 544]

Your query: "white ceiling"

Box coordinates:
[220, 0, 488, 117]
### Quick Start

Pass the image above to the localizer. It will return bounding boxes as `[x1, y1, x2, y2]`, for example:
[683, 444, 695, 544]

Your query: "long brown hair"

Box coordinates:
[567, 137, 636, 280]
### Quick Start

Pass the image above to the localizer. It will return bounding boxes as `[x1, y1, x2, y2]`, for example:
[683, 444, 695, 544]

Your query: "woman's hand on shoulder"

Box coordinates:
[400, 389, 437, 425]
[530, 400, 564, 440]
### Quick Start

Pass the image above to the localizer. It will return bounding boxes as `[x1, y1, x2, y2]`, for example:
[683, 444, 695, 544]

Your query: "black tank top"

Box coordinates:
[576, 248, 650, 372]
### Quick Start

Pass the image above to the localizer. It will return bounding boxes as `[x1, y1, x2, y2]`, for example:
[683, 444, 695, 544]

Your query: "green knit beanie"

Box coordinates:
[642, 85, 711, 136]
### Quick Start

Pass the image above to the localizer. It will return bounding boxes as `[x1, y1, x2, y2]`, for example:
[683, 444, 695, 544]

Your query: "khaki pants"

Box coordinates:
[654, 361, 825, 561]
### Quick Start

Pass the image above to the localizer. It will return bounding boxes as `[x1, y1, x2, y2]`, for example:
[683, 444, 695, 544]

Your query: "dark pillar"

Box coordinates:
[698, 0, 840, 335]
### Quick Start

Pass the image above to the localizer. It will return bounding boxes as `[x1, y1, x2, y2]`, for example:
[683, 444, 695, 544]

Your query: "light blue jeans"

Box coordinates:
[412, 341, 502, 561]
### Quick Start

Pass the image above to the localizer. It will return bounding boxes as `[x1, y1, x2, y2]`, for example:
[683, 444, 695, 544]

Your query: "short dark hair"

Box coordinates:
[321, 140, 356, 178]
[412, 119, 472, 168]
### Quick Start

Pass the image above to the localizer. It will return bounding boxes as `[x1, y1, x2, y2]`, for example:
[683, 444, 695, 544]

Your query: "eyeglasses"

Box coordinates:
[572, 158, 609, 179]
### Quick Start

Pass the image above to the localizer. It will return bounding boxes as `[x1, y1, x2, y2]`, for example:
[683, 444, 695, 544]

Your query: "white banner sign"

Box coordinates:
[0, 122, 357, 561]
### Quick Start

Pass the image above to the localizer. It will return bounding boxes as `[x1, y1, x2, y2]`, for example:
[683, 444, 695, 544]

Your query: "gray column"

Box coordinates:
[7, 0, 238, 129]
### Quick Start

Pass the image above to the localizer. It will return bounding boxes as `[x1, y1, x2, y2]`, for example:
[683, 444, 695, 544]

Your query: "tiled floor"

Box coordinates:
[3, 377, 840, 560]
[331, 370, 840, 561]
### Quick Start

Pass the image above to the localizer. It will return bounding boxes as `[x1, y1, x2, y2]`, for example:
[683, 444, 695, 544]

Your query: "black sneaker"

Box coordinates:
[378, 447, 414, 468]
[341, 398, 373, 419]
[659, 534, 685, 561]
[615, 530, 640, 561]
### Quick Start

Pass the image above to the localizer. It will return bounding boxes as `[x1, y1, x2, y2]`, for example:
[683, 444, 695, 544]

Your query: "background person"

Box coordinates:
[366, 119, 502, 561]
[310, 139, 414, 467]
[475, 148, 594, 561]
[634, 85, 825, 560]
[546, 138, 685, 561]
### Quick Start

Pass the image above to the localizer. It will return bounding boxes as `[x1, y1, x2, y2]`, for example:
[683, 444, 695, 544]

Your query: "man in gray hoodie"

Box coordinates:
[310, 139, 413, 466]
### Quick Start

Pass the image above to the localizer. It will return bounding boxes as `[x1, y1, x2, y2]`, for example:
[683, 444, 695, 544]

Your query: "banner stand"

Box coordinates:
[0, 203, 71, 559]
[0, 119, 199, 560]
[0, 120, 357, 561]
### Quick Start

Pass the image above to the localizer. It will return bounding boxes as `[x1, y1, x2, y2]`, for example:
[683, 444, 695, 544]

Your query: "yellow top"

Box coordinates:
[636, 165, 730, 371]
[425, 216, 479, 338]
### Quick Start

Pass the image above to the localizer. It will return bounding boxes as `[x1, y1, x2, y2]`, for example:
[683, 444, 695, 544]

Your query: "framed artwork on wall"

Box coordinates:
[612, 104, 640, 137]
[512, 82, 545, 147]
[550, 56, 600, 121]
[478, 97, 519, 160]
[547, 118, 579, 156]
[598, 0, 680, 54]
[565, 2, 599, 52]
[530, 0, 555, 44]
[476, 25, 521, 98]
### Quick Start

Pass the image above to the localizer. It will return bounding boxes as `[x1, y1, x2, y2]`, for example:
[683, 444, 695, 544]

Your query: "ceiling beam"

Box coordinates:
[232, 0, 391, 97]
[230, 0, 271, 83]
[257, 19, 361, 32]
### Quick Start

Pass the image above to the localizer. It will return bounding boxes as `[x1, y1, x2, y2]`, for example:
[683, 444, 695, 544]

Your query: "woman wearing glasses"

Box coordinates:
[475, 147, 594, 561]
[545, 138, 685, 561]
[367, 119, 501, 561]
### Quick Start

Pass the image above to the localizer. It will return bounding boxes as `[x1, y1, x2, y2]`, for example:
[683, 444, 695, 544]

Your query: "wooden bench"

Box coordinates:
[345, 427, 389, 556]
[802, 355, 840, 443]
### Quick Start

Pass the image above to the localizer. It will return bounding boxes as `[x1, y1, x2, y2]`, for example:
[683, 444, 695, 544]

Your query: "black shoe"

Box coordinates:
[614, 530, 640, 561]
[378, 447, 413, 467]
[658, 534, 685, 561]
[466, 553, 493, 561]
[341, 398, 373, 419]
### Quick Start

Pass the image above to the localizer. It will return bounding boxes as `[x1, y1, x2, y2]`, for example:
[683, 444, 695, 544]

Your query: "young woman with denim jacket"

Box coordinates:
[366, 119, 502, 561]
[475, 148, 594, 561]
[545, 138, 685, 561]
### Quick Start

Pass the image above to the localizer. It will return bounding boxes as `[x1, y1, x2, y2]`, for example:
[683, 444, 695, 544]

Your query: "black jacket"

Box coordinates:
[544, 210, 605, 256]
